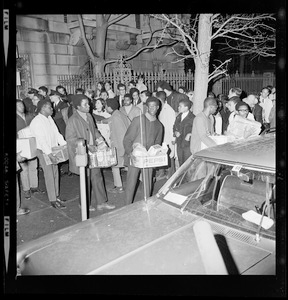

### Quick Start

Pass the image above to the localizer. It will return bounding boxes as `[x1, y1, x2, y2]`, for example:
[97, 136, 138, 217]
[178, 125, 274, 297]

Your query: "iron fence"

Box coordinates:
[57, 70, 275, 96]
[58, 70, 195, 95]
[221, 72, 275, 96]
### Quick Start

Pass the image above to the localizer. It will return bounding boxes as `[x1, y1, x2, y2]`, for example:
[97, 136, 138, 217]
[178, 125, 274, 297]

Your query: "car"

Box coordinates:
[17, 132, 276, 275]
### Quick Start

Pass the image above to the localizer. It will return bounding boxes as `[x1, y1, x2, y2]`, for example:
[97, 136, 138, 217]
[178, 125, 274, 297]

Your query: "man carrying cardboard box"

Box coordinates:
[123, 97, 164, 205]
[66, 94, 115, 212]
[29, 99, 67, 210]
[16, 99, 44, 199]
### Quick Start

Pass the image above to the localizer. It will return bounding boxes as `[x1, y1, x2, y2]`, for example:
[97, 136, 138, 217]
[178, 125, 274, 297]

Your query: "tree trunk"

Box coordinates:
[93, 16, 109, 74]
[192, 14, 213, 115]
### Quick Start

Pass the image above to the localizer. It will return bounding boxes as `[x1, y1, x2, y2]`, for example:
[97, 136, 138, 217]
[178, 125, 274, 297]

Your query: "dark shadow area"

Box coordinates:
[214, 234, 240, 275]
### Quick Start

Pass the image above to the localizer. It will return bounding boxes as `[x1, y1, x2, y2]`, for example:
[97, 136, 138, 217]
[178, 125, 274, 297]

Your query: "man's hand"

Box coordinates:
[48, 153, 59, 164]
[17, 152, 27, 162]
[175, 131, 180, 138]
[185, 133, 191, 141]
[96, 137, 108, 150]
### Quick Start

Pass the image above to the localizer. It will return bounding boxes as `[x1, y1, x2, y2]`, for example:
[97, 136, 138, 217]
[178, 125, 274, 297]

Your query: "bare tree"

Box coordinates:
[78, 14, 128, 74]
[215, 14, 276, 60]
[78, 14, 178, 74]
[151, 13, 276, 114]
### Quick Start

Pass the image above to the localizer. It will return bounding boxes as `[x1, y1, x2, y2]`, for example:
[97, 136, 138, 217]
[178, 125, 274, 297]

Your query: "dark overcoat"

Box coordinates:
[173, 111, 195, 148]
[65, 110, 102, 175]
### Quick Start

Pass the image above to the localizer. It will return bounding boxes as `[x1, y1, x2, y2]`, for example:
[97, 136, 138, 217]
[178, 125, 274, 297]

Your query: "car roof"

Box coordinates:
[194, 134, 275, 173]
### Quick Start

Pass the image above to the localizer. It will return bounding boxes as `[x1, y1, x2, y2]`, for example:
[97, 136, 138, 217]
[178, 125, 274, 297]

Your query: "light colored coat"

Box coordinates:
[120, 104, 142, 123]
[158, 102, 176, 158]
[190, 112, 216, 154]
[108, 110, 130, 167]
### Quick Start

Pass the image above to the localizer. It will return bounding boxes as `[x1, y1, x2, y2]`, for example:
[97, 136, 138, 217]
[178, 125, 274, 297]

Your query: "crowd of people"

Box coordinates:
[16, 74, 276, 216]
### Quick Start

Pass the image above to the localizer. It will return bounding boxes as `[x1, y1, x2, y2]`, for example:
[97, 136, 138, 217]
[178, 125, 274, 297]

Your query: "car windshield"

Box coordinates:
[157, 156, 276, 240]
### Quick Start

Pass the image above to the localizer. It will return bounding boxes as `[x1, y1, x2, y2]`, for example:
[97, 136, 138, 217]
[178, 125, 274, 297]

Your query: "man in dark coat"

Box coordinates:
[123, 97, 164, 205]
[114, 83, 126, 108]
[243, 94, 263, 124]
[38, 86, 51, 101]
[157, 81, 189, 113]
[65, 94, 115, 212]
[49, 90, 68, 137]
[22, 88, 38, 114]
[173, 98, 195, 166]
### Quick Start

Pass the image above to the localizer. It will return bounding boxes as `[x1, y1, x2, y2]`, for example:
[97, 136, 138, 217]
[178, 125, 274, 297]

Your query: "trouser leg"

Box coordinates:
[142, 168, 153, 199]
[53, 163, 59, 197]
[112, 167, 122, 187]
[125, 165, 140, 205]
[28, 157, 38, 188]
[90, 167, 108, 206]
[19, 161, 29, 191]
[183, 147, 192, 165]
[167, 156, 175, 179]
[37, 150, 57, 202]
[177, 146, 185, 166]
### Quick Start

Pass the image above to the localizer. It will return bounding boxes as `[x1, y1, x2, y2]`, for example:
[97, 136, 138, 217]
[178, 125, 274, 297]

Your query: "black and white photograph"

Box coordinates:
[3, 0, 286, 296]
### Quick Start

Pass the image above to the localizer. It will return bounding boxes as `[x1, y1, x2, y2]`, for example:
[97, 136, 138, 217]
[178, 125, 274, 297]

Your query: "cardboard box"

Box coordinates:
[97, 123, 111, 147]
[88, 147, 117, 168]
[43, 145, 69, 165]
[17, 137, 37, 159]
[228, 115, 262, 139]
[18, 126, 34, 138]
[131, 154, 168, 168]
[201, 135, 231, 150]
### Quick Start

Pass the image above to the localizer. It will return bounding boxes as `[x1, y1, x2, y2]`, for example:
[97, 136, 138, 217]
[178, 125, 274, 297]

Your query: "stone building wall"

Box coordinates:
[16, 15, 88, 91]
[16, 14, 183, 93]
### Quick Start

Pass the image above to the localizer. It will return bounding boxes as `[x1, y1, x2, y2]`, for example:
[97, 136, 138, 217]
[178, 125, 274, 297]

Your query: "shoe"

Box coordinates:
[107, 186, 124, 193]
[51, 201, 66, 209]
[31, 187, 45, 194]
[56, 197, 67, 203]
[17, 208, 30, 216]
[23, 190, 31, 200]
[97, 202, 116, 210]
[89, 206, 96, 212]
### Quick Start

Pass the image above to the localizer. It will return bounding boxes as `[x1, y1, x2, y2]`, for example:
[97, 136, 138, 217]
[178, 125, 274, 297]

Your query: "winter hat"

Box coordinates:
[49, 89, 61, 97]
[71, 94, 89, 109]
[28, 88, 38, 95]
[106, 98, 120, 111]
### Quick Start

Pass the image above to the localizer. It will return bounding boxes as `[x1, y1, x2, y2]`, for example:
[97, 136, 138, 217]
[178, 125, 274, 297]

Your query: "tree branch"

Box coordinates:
[104, 14, 111, 22]
[104, 40, 178, 67]
[107, 14, 129, 27]
[208, 58, 232, 82]
[77, 14, 95, 60]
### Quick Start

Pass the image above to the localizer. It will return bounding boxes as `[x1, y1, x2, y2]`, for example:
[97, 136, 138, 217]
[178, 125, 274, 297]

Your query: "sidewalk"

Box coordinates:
[17, 166, 168, 246]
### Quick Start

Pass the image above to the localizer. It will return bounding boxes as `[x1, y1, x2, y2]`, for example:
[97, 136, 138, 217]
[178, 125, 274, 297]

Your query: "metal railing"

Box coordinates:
[58, 70, 275, 96]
